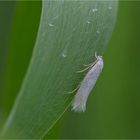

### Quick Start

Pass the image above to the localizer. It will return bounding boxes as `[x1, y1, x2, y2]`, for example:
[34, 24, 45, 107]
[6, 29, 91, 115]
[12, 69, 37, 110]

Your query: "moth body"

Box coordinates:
[72, 54, 104, 112]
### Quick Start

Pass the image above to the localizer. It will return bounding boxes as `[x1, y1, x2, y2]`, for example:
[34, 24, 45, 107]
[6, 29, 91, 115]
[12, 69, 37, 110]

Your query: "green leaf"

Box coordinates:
[1, 0, 118, 138]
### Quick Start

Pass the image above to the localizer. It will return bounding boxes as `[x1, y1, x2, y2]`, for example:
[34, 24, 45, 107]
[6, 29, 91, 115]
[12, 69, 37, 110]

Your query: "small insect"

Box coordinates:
[71, 53, 104, 112]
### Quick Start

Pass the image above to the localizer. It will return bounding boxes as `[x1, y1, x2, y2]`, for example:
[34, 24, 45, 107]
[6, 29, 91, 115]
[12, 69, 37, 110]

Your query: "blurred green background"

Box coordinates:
[0, 1, 140, 139]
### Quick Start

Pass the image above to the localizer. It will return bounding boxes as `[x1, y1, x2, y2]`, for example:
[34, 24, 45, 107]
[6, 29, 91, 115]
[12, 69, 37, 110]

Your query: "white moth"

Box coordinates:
[72, 53, 104, 112]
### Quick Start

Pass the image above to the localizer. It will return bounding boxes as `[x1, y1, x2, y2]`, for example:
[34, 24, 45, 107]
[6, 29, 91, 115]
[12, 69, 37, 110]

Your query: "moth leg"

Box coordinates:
[83, 59, 97, 67]
[79, 52, 98, 72]
[77, 66, 91, 73]
[77, 61, 96, 73]
[68, 85, 80, 94]
[83, 62, 94, 67]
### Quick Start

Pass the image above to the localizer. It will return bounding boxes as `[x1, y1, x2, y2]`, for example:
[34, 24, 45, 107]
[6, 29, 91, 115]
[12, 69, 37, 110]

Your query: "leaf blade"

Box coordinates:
[1, 0, 118, 138]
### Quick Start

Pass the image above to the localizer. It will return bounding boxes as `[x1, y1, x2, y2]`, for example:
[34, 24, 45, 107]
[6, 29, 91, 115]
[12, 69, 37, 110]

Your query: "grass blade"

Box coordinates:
[1, 0, 118, 138]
